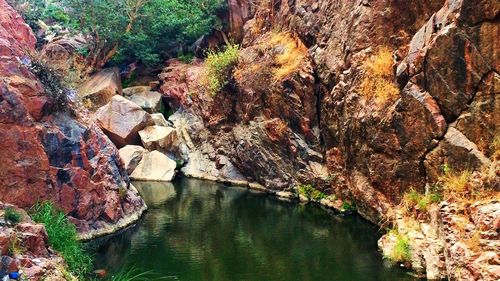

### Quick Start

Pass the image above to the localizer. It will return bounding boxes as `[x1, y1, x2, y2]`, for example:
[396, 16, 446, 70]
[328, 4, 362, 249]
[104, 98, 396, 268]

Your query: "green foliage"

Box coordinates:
[204, 43, 239, 95]
[61, 0, 225, 66]
[341, 201, 357, 212]
[298, 184, 326, 201]
[108, 268, 156, 281]
[386, 230, 411, 263]
[402, 189, 442, 214]
[30, 202, 92, 278]
[178, 52, 194, 63]
[4, 207, 23, 224]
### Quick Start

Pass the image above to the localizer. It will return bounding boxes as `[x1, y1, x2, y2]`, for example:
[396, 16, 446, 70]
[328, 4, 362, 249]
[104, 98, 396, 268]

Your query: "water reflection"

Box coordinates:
[90, 178, 416, 281]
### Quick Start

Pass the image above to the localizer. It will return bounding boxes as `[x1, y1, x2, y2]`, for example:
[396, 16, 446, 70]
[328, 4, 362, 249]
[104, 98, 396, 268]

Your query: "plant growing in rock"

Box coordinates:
[341, 201, 357, 212]
[4, 207, 23, 224]
[30, 202, 92, 278]
[298, 184, 326, 201]
[29, 60, 69, 112]
[359, 47, 399, 105]
[204, 43, 239, 95]
[385, 229, 412, 264]
[401, 189, 442, 218]
[8, 235, 24, 256]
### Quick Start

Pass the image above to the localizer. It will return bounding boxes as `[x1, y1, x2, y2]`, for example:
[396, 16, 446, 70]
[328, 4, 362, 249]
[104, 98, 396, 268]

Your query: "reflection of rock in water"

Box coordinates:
[87, 225, 139, 274]
[133, 181, 177, 207]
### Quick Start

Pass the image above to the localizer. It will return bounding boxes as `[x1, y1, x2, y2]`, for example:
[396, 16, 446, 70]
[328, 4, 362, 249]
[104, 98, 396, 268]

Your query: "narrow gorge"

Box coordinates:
[0, 0, 498, 280]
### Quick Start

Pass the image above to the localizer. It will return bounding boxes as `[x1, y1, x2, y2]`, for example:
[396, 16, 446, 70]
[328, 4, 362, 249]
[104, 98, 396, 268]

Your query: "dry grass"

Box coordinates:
[266, 32, 308, 81]
[490, 133, 500, 160]
[440, 169, 472, 200]
[233, 32, 308, 90]
[360, 47, 399, 105]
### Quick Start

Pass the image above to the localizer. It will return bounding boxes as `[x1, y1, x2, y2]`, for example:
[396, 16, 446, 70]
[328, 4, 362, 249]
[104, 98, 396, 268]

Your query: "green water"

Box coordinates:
[91, 178, 416, 281]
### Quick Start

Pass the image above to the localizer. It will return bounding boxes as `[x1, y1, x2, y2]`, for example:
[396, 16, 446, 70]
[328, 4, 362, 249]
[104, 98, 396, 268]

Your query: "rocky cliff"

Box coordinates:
[158, 0, 498, 279]
[0, 0, 146, 240]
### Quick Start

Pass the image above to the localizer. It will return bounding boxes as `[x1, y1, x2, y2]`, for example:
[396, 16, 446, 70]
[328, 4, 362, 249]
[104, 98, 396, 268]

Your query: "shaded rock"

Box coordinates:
[425, 127, 491, 181]
[151, 113, 169, 127]
[79, 68, 122, 110]
[118, 145, 146, 174]
[123, 86, 163, 113]
[95, 95, 153, 148]
[130, 151, 177, 181]
[138, 125, 177, 151]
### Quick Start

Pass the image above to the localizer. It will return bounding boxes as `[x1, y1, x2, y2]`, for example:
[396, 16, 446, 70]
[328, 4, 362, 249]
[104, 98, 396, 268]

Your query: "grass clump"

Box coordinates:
[109, 268, 157, 281]
[298, 184, 326, 201]
[341, 201, 357, 212]
[402, 189, 442, 216]
[439, 169, 472, 201]
[4, 207, 23, 224]
[204, 43, 239, 95]
[30, 202, 92, 278]
[359, 47, 399, 105]
[387, 230, 412, 263]
[267, 32, 308, 82]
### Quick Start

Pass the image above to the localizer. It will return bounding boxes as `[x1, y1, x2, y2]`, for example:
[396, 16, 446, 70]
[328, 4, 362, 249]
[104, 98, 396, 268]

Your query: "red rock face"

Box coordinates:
[0, 0, 146, 238]
[160, 0, 498, 225]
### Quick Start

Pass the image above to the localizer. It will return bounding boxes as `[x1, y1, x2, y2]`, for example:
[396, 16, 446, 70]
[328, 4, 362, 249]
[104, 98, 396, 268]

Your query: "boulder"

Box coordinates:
[95, 95, 153, 148]
[130, 151, 177, 181]
[79, 68, 122, 110]
[123, 86, 163, 113]
[138, 125, 177, 151]
[118, 145, 146, 174]
[151, 113, 170, 127]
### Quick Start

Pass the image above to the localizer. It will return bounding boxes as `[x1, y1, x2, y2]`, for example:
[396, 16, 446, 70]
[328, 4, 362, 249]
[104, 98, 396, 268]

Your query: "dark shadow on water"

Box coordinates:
[89, 178, 418, 281]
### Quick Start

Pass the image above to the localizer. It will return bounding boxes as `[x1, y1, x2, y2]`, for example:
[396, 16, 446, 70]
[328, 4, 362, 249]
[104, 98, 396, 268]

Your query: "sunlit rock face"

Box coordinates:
[0, 0, 146, 239]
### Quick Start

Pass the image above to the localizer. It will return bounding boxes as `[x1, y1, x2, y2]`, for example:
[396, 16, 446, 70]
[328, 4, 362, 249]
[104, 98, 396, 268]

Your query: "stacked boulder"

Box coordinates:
[84, 78, 181, 182]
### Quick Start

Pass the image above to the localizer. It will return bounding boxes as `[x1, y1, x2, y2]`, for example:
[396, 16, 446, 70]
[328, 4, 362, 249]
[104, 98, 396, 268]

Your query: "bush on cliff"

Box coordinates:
[203, 43, 239, 95]
[30, 202, 92, 278]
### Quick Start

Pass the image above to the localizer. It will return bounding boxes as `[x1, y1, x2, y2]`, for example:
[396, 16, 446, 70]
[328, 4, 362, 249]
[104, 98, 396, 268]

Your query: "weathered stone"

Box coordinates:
[78, 67, 122, 110]
[151, 113, 169, 127]
[0, 0, 146, 239]
[139, 125, 177, 151]
[123, 86, 163, 113]
[130, 151, 177, 181]
[95, 95, 153, 148]
[118, 145, 146, 174]
[425, 127, 492, 181]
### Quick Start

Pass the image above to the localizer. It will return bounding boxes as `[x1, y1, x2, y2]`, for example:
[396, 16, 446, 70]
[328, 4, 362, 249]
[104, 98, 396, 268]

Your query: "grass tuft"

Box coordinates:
[359, 47, 399, 105]
[386, 230, 412, 263]
[30, 202, 92, 278]
[109, 268, 159, 281]
[4, 207, 23, 224]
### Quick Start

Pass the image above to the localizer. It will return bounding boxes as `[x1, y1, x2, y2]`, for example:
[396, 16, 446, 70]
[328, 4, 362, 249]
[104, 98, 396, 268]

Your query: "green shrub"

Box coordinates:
[4, 207, 23, 224]
[204, 43, 239, 95]
[387, 230, 412, 263]
[178, 52, 194, 64]
[30, 202, 92, 278]
[341, 201, 357, 212]
[298, 184, 326, 201]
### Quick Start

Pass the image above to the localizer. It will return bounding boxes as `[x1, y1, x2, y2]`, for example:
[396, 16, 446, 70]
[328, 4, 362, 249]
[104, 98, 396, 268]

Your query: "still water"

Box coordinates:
[91, 178, 416, 281]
